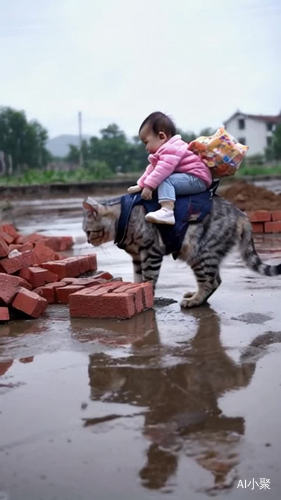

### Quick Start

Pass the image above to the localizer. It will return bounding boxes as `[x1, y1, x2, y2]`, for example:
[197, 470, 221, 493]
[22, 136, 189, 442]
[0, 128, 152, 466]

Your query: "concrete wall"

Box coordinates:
[225, 114, 273, 156]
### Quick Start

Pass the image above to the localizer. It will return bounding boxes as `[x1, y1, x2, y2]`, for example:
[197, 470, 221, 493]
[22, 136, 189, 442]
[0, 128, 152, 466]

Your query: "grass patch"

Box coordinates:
[1, 164, 281, 187]
[0, 167, 114, 186]
[237, 164, 281, 176]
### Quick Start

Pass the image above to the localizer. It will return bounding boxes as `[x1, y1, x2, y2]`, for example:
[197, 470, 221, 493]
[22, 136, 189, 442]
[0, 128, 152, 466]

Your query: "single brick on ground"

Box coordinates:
[0, 250, 35, 274]
[0, 273, 32, 304]
[12, 287, 48, 318]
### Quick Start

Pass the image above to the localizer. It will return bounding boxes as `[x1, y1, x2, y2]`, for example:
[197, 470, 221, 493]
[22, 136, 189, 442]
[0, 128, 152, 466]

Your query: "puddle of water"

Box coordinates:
[1, 196, 281, 499]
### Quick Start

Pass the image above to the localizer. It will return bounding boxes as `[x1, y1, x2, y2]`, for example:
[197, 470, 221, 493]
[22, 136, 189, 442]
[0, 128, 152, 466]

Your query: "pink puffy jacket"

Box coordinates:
[137, 134, 212, 190]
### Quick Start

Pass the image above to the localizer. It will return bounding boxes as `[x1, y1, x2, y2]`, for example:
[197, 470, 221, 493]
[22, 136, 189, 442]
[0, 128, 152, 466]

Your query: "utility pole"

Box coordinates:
[78, 111, 83, 167]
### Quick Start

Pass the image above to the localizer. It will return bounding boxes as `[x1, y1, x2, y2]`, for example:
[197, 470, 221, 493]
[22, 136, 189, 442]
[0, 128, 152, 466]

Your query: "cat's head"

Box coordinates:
[82, 197, 120, 246]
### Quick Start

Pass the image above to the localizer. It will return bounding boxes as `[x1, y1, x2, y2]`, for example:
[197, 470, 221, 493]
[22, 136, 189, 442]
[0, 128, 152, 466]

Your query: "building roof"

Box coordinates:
[224, 111, 281, 125]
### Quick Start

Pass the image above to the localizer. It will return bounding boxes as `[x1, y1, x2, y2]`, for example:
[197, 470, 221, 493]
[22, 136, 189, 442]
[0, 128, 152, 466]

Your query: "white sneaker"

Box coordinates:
[145, 208, 175, 225]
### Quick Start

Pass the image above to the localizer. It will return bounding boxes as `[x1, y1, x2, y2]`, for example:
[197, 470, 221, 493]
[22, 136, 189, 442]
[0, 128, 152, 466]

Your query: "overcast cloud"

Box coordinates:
[0, 0, 280, 139]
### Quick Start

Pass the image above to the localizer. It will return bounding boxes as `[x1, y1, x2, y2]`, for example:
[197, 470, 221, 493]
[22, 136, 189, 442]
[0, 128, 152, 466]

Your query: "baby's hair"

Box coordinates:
[139, 111, 176, 138]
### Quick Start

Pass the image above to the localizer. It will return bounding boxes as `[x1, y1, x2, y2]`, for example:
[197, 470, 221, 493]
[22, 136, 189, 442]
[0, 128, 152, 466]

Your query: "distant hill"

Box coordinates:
[46, 134, 90, 158]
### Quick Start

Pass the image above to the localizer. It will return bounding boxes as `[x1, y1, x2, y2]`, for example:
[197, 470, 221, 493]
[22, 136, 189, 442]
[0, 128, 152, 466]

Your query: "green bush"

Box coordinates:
[237, 164, 281, 176]
[0, 165, 115, 186]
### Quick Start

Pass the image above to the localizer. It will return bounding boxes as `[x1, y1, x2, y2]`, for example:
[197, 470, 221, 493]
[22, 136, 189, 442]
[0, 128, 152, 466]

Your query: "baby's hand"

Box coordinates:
[128, 185, 141, 194]
[141, 187, 153, 200]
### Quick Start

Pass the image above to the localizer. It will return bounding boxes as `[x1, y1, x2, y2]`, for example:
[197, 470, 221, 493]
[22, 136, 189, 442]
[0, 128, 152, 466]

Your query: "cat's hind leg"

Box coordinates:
[181, 266, 221, 308]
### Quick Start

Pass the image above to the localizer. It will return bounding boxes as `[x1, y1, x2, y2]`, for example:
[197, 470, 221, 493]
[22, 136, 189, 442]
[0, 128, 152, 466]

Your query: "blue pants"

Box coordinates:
[158, 173, 207, 202]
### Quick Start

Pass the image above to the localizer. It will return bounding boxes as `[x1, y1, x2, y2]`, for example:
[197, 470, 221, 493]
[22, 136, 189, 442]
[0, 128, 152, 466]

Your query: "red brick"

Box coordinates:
[73, 282, 124, 296]
[0, 224, 19, 241]
[113, 283, 144, 313]
[0, 237, 9, 257]
[0, 307, 10, 321]
[0, 360, 13, 375]
[248, 210, 271, 223]
[0, 273, 32, 304]
[33, 242, 61, 264]
[40, 260, 74, 279]
[68, 281, 153, 319]
[87, 254, 98, 271]
[8, 242, 34, 253]
[33, 281, 67, 303]
[271, 210, 281, 222]
[19, 356, 34, 364]
[56, 285, 85, 304]
[19, 266, 59, 288]
[44, 236, 73, 252]
[0, 250, 35, 274]
[12, 287, 48, 318]
[61, 271, 113, 287]
[69, 289, 136, 318]
[14, 235, 25, 244]
[45, 269, 60, 282]
[0, 230, 14, 245]
[264, 221, 281, 233]
[251, 222, 264, 233]
[41, 255, 97, 279]
[23, 233, 46, 244]
[129, 282, 154, 309]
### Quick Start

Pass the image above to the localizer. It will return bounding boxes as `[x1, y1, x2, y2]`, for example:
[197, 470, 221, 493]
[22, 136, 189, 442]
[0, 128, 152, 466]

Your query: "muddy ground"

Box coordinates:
[1, 182, 281, 500]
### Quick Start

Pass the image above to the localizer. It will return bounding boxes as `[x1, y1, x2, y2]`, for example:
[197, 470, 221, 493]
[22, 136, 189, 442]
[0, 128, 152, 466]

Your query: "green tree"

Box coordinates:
[66, 144, 80, 164]
[89, 124, 129, 172]
[0, 107, 49, 173]
[177, 128, 196, 143]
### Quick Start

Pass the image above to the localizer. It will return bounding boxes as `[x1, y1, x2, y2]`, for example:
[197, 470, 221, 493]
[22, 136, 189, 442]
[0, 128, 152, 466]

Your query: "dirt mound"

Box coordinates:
[220, 180, 281, 211]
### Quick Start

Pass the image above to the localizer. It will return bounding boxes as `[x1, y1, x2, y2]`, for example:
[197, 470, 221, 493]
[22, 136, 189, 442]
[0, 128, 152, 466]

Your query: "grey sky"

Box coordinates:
[1, 0, 280, 139]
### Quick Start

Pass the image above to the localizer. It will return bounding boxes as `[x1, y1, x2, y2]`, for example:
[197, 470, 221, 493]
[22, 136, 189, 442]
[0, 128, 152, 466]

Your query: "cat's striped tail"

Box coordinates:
[239, 218, 281, 276]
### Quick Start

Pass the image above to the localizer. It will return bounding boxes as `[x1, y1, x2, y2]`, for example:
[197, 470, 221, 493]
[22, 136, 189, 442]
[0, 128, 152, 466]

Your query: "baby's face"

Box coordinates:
[139, 125, 167, 154]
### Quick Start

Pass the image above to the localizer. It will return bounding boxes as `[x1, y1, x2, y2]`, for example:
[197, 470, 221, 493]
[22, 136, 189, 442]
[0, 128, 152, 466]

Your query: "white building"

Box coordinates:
[224, 111, 281, 157]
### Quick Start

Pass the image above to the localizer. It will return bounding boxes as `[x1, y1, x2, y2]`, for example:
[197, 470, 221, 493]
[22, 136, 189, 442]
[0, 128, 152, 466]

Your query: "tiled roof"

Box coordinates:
[224, 111, 281, 125]
[246, 113, 281, 123]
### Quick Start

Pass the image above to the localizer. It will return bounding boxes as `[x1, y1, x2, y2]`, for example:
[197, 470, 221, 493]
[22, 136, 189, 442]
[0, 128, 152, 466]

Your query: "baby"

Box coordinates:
[128, 112, 212, 225]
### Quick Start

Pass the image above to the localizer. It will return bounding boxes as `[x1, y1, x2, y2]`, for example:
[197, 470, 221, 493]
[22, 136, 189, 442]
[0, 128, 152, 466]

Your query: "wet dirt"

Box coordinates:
[221, 180, 281, 211]
[1, 191, 281, 500]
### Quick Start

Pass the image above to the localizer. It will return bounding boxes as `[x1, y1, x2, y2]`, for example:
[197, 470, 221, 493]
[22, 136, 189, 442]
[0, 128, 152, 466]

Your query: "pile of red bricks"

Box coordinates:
[248, 210, 281, 233]
[69, 281, 153, 319]
[0, 223, 154, 322]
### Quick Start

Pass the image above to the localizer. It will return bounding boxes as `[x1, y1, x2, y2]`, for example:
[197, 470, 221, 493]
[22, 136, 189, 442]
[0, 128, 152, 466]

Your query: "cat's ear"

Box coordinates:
[83, 198, 98, 216]
[83, 198, 107, 217]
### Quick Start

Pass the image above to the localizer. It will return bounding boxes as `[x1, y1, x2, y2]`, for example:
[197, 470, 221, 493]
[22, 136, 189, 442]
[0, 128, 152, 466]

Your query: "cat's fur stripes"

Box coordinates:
[83, 195, 281, 307]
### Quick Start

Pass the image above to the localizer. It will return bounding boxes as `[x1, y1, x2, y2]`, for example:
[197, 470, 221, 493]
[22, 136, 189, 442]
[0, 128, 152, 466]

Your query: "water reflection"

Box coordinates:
[71, 308, 160, 346]
[87, 307, 256, 494]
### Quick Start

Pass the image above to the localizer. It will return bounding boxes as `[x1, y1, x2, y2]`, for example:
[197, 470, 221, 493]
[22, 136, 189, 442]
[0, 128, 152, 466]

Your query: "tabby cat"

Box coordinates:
[82, 195, 281, 307]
